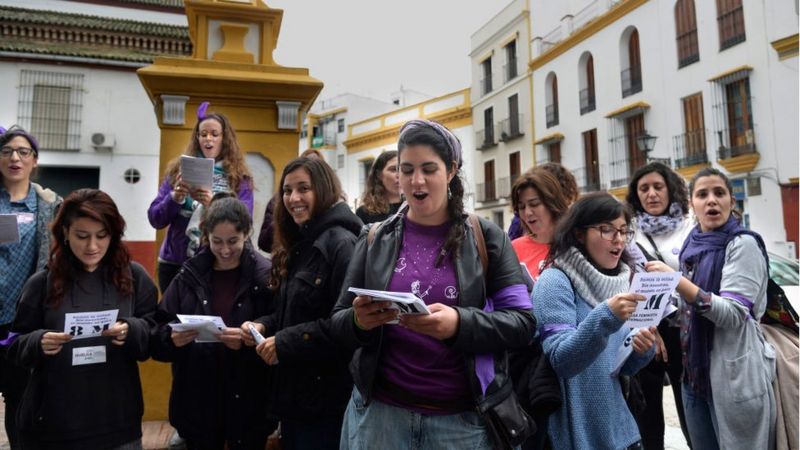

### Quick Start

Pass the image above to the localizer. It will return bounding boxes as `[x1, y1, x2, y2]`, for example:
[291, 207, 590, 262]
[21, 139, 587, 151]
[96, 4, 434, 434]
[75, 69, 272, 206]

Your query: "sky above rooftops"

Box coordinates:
[270, 0, 507, 103]
[2, 0, 509, 104]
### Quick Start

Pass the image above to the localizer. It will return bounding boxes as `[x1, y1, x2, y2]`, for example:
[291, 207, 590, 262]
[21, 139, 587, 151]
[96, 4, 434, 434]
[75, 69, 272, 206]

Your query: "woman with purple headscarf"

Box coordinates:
[645, 167, 776, 450]
[331, 120, 536, 449]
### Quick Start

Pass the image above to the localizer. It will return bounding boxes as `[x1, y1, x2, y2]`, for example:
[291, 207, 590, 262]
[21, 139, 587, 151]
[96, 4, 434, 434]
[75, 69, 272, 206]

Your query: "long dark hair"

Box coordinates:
[626, 161, 689, 215]
[164, 113, 252, 193]
[546, 192, 632, 267]
[360, 150, 398, 215]
[271, 157, 344, 288]
[48, 189, 132, 306]
[398, 123, 465, 267]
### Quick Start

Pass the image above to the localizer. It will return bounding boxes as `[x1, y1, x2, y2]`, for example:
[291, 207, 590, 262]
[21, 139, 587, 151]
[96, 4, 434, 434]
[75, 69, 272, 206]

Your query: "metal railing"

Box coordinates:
[499, 114, 524, 141]
[476, 129, 496, 150]
[676, 29, 699, 68]
[718, 6, 746, 50]
[504, 59, 518, 82]
[481, 77, 493, 96]
[621, 66, 642, 98]
[579, 88, 596, 114]
[672, 129, 709, 168]
[545, 104, 559, 128]
[497, 176, 517, 199]
[573, 166, 601, 192]
[715, 127, 757, 160]
[476, 181, 497, 202]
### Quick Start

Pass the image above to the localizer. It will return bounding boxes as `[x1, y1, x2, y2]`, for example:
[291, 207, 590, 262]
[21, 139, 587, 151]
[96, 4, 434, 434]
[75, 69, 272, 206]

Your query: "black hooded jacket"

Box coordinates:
[150, 244, 276, 448]
[255, 201, 362, 420]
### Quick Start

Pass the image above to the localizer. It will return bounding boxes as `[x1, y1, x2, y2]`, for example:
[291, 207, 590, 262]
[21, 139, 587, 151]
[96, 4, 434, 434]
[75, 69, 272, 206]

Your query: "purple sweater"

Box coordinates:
[374, 219, 471, 414]
[148, 176, 253, 264]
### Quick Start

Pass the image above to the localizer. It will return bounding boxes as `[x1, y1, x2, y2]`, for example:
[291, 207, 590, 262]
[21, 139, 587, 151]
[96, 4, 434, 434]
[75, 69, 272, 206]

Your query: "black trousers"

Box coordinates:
[633, 324, 692, 450]
[0, 324, 29, 450]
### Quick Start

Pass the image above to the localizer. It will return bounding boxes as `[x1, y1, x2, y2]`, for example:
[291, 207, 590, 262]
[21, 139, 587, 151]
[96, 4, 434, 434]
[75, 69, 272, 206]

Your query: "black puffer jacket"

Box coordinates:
[255, 202, 362, 420]
[330, 211, 537, 407]
[151, 244, 276, 448]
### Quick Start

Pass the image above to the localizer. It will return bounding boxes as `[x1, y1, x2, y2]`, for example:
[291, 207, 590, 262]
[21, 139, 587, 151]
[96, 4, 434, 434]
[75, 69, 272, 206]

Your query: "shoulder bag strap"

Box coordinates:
[644, 233, 665, 262]
[467, 214, 489, 277]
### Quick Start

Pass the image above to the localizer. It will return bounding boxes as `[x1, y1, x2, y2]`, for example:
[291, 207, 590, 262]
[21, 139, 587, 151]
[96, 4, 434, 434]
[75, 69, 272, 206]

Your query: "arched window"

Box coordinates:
[717, 0, 746, 50]
[620, 27, 642, 97]
[545, 73, 559, 128]
[675, 0, 699, 67]
[578, 52, 596, 114]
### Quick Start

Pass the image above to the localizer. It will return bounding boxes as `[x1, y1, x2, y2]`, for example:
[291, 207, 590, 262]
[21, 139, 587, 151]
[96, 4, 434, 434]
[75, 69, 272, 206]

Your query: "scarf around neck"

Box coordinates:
[678, 215, 767, 397]
[553, 246, 631, 307]
[636, 202, 685, 236]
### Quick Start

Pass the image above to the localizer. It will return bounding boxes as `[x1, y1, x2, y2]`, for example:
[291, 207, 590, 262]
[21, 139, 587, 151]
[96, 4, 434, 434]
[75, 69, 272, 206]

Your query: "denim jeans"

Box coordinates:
[340, 388, 491, 450]
[681, 383, 720, 450]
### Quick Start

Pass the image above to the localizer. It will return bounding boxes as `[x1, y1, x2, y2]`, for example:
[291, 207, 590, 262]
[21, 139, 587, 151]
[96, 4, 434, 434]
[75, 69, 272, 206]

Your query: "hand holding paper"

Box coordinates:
[170, 314, 227, 343]
[179, 155, 214, 190]
[624, 272, 682, 328]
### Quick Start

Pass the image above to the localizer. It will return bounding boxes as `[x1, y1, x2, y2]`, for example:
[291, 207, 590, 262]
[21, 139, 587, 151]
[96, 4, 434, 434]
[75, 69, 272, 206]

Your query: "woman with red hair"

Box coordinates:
[9, 188, 158, 450]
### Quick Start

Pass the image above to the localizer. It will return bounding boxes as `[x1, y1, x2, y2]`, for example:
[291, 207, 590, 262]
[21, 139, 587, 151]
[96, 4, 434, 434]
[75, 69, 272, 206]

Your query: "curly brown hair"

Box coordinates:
[48, 189, 133, 306]
[163, 113, 252, 193]
[359, 150, 398, 215]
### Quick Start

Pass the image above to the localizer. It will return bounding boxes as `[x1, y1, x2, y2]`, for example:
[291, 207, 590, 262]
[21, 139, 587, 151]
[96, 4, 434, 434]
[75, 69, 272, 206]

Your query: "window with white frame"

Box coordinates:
[17, 70, 84, 151]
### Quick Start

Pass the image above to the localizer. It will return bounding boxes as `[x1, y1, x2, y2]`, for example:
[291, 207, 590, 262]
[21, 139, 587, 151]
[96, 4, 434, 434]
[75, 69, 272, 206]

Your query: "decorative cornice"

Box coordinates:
[533, 132, 564, 145]
[608, 185, 628, 200]
[529, 0, 648, 71]
[770, 34, 799, 60]
[707, 65, 753, 82]
[717, 152, 760, 174]
[0, 5, 192, 65]
[604, 101, 650, 118]
[675, 162, 710, 180]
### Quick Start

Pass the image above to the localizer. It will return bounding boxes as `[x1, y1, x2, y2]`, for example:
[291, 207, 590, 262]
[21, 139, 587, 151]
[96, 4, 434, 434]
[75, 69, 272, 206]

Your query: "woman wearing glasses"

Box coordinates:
[533, 192, 656, 449]
[0, 126, 62, 447]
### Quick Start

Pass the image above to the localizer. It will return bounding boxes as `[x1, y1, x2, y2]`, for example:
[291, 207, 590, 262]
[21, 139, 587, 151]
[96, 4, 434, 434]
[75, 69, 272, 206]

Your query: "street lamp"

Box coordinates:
[636, 132, 658, 156]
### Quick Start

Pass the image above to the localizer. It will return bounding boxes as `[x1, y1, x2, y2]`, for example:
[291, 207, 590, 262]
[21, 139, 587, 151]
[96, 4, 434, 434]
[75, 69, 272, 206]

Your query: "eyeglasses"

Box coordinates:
[587, 225, 635, 243]
[0, 146, 36, 159]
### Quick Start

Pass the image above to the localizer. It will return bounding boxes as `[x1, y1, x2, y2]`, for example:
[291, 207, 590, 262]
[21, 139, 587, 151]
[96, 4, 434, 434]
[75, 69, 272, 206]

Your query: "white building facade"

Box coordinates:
[528, 0, 798, 256]
[470, 0, 535, 230]
[342, 89, 475, 212]
[0, 0, 191, 267]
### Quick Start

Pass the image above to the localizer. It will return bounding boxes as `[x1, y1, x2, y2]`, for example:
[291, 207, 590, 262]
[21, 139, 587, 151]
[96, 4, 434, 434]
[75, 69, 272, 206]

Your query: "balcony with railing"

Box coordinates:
[672, 129, 709, 169]
[499, 114, 524, 142]
[504, 58, 518, 82]
[497, 175, 517, 199]
[621, 66, 642, 98]
[573, 166, 601, 193]
[481, 77, 493, 96]
[545, 104, 559, 128]
[716, 126, 757, 159]
[476, 128, 497, 151]
[311, 133, 337, 148]
[476, 180, 497, 203]
[579, 88, 596, 114]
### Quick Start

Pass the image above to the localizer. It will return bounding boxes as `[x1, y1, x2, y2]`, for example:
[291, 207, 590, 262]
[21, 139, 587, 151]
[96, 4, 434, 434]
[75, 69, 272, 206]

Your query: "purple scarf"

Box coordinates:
[679, 215, 767, 397]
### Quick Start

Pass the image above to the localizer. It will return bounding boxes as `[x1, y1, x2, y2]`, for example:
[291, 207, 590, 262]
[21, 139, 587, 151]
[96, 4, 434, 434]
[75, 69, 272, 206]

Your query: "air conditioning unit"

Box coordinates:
[91, 132, 115, 151]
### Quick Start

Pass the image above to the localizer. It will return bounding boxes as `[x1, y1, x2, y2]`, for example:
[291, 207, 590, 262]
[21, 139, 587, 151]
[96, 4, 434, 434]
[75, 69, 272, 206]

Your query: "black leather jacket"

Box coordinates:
[330, 211, 536, 407]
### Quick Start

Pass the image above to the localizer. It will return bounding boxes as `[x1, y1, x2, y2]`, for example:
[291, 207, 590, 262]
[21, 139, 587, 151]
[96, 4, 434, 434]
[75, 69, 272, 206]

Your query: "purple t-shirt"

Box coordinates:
[373, 218, 472, 414]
